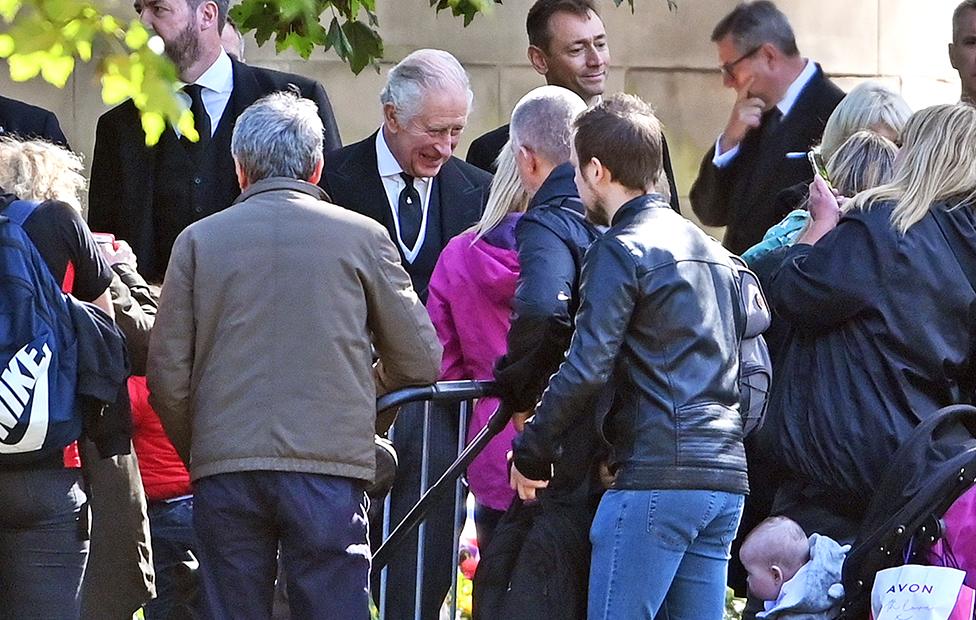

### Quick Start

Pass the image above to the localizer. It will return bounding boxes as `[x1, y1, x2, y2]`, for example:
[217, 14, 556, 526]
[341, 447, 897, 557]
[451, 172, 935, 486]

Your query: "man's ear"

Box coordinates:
[528, 45, 549, 77]
[199, 0, 220, 31]
[950, 43, 961, 71]
[758, 42, 778, 68]
[382, 103, 400, 133]
[518, 145, 537, 174]
[589, 156, 608, 185]
[308, 157, 324, 185]
[234, 159, 249, 191]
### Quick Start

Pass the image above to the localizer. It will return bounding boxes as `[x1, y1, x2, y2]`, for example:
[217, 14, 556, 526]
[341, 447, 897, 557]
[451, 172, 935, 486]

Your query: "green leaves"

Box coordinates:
[0, 1, 187, 145]
[611, 0, 677, 11]
[429, 0, 501, 27]
[230, 0, 384, 73]
[0, 0, 679, 146]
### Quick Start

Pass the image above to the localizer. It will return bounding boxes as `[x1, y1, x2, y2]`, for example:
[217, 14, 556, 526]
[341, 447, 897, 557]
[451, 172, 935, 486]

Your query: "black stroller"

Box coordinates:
[838, 404, 976, 619]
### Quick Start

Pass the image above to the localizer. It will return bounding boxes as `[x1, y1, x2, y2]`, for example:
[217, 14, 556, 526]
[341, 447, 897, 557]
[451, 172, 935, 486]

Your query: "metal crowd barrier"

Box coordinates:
[373, 380, 505, 620]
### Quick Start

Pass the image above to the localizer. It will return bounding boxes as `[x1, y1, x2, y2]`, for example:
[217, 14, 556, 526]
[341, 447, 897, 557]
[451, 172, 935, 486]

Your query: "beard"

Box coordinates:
[584, 197, 609, 227]
[580, 178, 609, 227]
[163, 18, 201, 76]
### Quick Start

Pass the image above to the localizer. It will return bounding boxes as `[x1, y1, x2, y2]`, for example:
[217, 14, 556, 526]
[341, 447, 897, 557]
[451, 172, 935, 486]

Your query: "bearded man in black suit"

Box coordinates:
[322, 48, 491, 620]
[0, 95, 68, 145]
[88, 0, 341, 281]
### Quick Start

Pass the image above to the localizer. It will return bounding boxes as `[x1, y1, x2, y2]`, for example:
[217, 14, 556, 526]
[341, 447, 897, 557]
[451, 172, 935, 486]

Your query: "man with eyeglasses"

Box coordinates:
[690, 1, 843, 255]
[321, 49, 491, 620]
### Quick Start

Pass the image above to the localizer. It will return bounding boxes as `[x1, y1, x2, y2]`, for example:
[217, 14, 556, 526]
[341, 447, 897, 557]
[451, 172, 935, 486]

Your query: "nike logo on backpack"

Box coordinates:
[0, 342, 52, 447]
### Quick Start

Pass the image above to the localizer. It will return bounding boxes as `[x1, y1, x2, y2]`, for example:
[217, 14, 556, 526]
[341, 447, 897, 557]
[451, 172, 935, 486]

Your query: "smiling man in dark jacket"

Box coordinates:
[512, 94, 747, 620]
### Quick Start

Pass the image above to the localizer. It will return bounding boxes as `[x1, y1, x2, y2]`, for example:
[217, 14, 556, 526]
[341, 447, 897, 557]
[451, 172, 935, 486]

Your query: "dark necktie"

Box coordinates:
[182, 84, 211, 146]
[759, 107, 782, 144]
[398, 172, 423, 250]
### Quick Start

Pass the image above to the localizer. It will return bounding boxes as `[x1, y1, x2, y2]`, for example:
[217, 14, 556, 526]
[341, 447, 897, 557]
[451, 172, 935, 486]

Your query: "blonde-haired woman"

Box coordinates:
[818, 81, 912, 160]
[0, 136, 87, 210]
[763, 103, 976, 540]
[426, 142, 529, 551]
[743, 130, 899, 264]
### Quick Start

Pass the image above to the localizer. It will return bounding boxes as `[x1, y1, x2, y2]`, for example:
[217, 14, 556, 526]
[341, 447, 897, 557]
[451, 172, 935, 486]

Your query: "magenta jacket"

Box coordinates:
[427, 214, 521, 511]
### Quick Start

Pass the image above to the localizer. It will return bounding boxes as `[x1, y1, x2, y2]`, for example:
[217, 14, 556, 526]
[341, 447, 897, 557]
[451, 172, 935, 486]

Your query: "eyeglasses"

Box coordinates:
[719, 45, 762, 79]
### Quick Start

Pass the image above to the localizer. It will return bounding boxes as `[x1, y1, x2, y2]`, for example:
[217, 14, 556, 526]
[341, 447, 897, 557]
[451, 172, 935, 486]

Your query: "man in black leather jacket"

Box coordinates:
[511, 94, 748, 620]
[474, 86, 600, 620]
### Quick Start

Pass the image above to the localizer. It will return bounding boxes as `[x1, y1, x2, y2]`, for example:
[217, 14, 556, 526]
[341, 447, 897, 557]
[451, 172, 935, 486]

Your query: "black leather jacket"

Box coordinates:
[514, 194, 749, 495]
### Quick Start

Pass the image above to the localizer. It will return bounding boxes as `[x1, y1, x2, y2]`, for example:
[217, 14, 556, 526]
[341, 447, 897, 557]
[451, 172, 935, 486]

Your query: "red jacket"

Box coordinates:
[129, 376, 190, 502]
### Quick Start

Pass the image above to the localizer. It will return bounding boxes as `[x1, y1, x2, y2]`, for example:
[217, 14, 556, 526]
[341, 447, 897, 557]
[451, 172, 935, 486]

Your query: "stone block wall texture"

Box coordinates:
[0, 0, 963, 231]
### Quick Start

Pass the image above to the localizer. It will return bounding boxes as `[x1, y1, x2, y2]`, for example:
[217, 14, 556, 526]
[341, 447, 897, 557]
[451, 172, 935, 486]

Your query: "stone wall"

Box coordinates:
[0, 0, 963, 227]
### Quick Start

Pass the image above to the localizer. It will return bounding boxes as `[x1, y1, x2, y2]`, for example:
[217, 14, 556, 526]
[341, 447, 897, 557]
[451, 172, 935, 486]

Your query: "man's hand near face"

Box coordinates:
[720, 77, 765, 154]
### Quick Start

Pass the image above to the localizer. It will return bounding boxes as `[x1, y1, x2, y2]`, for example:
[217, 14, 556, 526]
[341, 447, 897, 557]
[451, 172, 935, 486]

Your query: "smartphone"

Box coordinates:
[807, 150, 831, 187]
[91, 232, 119, 251]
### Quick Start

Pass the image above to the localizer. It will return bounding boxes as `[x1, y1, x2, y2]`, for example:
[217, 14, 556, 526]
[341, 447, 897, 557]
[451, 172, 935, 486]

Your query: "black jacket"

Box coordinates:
[494, 163, 604, 505]
[690, 65, 844, 254]
[88, 58, 342, 280]
[0, 95, 68, 146]
[514, 194, 748, 495]
[494, 163, 600, 412]
[466, 123, 683, 213]
[764, 200, 976, 500]
[69, 298, 132, 459]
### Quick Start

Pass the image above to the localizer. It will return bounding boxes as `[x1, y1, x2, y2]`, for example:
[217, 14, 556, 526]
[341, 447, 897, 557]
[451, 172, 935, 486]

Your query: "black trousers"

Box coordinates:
[0, 468, 89, 620]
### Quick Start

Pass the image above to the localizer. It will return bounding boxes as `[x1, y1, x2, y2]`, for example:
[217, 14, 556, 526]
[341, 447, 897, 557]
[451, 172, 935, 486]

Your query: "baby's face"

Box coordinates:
[744, 559, 782, 602]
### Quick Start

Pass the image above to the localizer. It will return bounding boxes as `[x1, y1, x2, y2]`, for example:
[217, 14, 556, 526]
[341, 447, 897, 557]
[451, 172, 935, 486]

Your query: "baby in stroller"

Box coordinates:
[740, 516, 849, 619]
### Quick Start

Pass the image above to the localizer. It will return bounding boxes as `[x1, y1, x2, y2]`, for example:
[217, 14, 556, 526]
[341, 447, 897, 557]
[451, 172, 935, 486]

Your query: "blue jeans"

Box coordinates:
[144, 496, 200, 620]
[193, 471, 370, 620]
[0, 468, 89, 620]
[588, 489, 744, 620]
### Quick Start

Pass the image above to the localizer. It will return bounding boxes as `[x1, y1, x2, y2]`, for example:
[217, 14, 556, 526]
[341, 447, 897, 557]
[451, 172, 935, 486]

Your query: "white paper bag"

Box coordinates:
[871, 564, 967, 620]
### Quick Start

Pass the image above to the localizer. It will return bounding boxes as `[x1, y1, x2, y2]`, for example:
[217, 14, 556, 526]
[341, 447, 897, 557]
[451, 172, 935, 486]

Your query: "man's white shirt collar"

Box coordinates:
[375, 128, 432, 262]
[176, 50, 234, 137]
[777, 59, 816, 119]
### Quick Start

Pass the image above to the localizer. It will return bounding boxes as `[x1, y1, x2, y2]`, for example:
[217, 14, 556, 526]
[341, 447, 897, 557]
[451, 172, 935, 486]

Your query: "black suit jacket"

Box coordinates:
[88, 58, 342, 278]
[465, 122, 683, 214]
[689, 65, 845, 255]
[322, 131, 492, 295]
[0, 95, 68, 146]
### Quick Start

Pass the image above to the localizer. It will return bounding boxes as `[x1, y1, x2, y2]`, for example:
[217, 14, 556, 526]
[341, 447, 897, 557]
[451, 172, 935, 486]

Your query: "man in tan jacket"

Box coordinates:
[147, 91, 442, 620]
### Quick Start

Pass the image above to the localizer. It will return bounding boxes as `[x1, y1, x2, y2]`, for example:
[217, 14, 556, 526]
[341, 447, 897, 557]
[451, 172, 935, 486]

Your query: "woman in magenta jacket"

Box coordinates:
[427, 143, 528, 550]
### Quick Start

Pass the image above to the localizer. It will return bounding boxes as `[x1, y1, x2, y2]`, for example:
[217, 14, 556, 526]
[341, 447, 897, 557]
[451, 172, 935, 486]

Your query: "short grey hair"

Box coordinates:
[231, 91, 323, 184]
[380, 49, 473, 123]
[510, 85, 586, 165]
[711, 1, 799, 57]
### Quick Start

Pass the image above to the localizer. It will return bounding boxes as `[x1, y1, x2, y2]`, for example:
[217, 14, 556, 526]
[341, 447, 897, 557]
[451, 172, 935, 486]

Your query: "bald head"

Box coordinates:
[510, 85, 587, 166]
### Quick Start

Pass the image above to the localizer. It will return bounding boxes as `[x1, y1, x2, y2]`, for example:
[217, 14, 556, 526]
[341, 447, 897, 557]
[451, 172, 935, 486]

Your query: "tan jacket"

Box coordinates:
[147, 177, 441, 482]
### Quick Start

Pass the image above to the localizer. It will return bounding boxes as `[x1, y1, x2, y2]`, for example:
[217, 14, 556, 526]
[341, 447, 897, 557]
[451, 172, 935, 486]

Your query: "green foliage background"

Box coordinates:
[0, 0, 666, 144]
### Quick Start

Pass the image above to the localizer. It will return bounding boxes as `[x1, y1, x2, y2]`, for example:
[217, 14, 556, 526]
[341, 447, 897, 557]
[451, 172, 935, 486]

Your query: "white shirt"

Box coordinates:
[175, 50, 234, 138]
[713, 59, 817, 167]
[375, 129, 433, 263]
